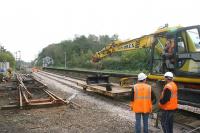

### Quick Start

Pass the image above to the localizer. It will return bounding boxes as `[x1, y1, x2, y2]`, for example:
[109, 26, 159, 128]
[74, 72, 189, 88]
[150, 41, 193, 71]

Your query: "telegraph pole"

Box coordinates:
[18, 51, 21, 71]
[64, 52, 66, 69]
[15, 50, 21, 70]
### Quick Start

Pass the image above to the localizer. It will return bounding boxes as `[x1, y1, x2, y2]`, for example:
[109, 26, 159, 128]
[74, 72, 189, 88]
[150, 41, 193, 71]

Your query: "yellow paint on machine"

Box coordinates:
[147, 74, 200, 84]
[179, 60, 200, 73]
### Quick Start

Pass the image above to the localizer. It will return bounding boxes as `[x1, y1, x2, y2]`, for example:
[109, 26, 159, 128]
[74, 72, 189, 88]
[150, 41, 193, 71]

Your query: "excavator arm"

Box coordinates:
[92, 25, 184, 63]
[92, 35, 155, 62]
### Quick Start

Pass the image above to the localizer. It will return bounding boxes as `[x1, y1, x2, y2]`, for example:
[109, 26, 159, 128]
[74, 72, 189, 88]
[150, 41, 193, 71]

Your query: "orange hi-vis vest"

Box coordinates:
[159, 81, 178, 110]
[130, 83, 152, 113]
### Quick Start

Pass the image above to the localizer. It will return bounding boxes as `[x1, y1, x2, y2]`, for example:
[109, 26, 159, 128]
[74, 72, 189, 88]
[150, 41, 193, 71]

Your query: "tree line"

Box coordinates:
[36, 35, 149, 72]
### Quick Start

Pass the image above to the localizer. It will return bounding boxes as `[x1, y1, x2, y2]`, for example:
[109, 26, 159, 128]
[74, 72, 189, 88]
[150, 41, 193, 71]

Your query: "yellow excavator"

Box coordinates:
[92, 25, 200, 109]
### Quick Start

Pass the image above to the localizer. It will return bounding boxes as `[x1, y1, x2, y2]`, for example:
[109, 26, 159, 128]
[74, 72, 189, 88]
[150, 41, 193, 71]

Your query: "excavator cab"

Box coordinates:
[174, 25, 200, 77]
[151, 25, 200, 77]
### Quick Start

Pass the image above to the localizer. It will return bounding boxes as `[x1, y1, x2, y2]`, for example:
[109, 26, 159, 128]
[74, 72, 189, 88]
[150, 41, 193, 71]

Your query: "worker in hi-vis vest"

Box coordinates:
[159, 72, 178, 133]
[130, 73, 155, 133]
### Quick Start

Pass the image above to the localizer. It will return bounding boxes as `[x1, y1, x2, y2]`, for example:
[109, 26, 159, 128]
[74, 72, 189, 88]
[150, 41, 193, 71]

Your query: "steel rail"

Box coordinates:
[16, 74, 33, 97]
[20, 85, 29, 103]
[42, 89, 57, 101]
[18, 87, 23, 109]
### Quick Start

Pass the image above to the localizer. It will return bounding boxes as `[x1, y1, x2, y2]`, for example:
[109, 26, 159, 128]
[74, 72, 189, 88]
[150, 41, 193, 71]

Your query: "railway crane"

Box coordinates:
[91, 25, 200, 110]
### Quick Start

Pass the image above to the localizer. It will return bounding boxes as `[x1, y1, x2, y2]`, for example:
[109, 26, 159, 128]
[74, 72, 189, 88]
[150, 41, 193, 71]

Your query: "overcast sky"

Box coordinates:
[0, 0, 199, 62]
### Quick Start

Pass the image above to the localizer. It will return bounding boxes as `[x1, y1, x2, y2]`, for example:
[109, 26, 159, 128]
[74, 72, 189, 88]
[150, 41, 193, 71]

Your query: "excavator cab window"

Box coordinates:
[174, 26, 200, 76]
[151, 37, 166, 74]
[177, 36, 186, 54]
[186, 28, 200, 51]
[176, 33, 187, 68]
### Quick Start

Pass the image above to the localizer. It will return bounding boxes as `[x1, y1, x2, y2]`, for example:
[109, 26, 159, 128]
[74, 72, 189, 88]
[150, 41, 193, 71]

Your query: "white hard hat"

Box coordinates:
[138, 73, 147, 81]
[164, 72, 173, 78]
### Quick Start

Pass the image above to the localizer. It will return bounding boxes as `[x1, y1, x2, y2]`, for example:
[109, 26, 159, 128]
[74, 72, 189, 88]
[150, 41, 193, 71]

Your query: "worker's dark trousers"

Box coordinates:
[161, 110, 174, 133]
[135, 113, 149, 133]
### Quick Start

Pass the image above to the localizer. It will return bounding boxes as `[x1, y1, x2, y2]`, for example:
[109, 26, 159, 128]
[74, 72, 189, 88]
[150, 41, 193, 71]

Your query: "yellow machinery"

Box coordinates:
[92, 25, 200, 108]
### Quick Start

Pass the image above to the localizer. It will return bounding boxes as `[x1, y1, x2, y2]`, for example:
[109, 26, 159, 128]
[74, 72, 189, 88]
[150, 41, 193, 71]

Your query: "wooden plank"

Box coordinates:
[28, 101, 54, 106]
[29, 98, 51, 103]
[27, 102, 63, 109]
[91, 85, 131, 93]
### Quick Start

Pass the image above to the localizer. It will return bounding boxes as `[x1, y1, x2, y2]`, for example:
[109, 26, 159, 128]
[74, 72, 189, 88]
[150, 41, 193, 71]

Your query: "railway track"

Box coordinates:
[34, 71, 131, 108]
[39, 70, 200, 113]
[43, 67, 200, 108]
[1, 73, 77, 110]
[33, 70, 200, 132]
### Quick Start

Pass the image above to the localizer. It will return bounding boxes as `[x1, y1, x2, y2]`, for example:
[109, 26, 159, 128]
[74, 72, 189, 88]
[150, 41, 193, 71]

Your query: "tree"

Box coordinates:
[0, 50, 15, 67]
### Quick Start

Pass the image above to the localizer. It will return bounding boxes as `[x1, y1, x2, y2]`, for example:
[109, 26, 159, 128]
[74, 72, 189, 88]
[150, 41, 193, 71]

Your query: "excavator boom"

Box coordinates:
[92, 25, 183, 63]
[92, 35, 154, 62]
